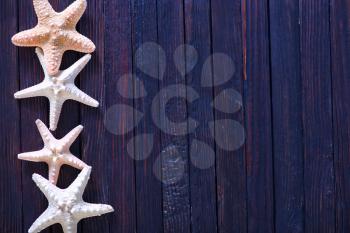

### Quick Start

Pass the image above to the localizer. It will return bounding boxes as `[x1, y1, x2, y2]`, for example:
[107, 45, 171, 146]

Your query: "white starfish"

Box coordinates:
[18, 119, 88, 185]
[14, 48, 99, 131]
[29, 166, 114, 233]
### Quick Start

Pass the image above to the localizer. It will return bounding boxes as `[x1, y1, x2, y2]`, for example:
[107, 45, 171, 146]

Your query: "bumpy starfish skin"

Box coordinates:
[14, 48, 99, 131]
[29, 167, 114, 233]
[18, 119, 88, 184]
[11, 0, 95, 75]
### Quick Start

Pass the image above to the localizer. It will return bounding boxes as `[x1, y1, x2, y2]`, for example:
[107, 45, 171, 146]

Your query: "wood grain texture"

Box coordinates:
[0, 0, 22, 232]
[156, 1, 191, 232]
[300, 0, 335, 232]
[3, 0, 350, 232]
[80, 0, 110, 232]
[211, 1, 247, 233]
[131, 1, 163, 233]
[330, 0, 350, 232]
[269, 0, 304, 233]
[104, 0, 137, 232]
[244, 0, 274, 233]
[184, 0, 217, 233]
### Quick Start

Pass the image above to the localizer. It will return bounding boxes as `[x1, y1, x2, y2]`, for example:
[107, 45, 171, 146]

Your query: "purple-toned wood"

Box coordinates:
[331, 0, 350, 232]
[0, 0, 22, 232]
[156, 1, 191, 232]
[300, 0, 335, 232]
[269, 0, 304, 232]
[211, 1, 247, 232]
[79, 0, 111, 232]
[244, 0, 275, 232]
[184, 0, 218, 232]
[131, 1, 163, 233]
[104, 0, 137, 232]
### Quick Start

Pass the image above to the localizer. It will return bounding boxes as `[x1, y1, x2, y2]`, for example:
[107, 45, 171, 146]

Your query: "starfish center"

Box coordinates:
[50, 145, 63, 161]
[50, 78, 65, 95]
[58, 200, 74, 213]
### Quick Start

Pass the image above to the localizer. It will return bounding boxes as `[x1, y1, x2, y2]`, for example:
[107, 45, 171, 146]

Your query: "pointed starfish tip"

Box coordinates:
[49, 125, 57, 131]
[11, 35, 18, 44]
[32, 173, 42, 182]
[92, 101, 99, 107]
[17, 153, 24, 160]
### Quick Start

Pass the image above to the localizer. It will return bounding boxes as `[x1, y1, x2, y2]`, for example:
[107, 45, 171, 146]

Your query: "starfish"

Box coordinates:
[29, 166, 114, 233]
[14, 48, 99, 131]
[18, 119, 88, 185]
[11, 0, 95, 75]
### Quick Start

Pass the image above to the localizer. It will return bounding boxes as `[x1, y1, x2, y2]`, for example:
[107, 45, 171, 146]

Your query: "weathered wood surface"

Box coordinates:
[0, 0, 349, 232]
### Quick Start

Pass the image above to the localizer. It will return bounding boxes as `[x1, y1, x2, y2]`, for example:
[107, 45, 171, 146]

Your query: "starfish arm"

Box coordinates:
[18, 149, 50, 163]
[62, 153, 87, 170]
[14, 81, 48, 99]
[67, 166, 91, 198]
[35, 48, 49, 76]
[28, 206, 61, 233]
[71, 202, 114, 221]
[65, 85, 99, 107]
[61, 125, 83, 148]
[11, 27, 49, 47]
[48, 96, 65, 131]
[59, 54, 91, 82]
[65, 31, 95, 53]
[48, 162, 62, 185]
[32, 173, 61, 201]
[42, 45, 65, 76]
[60, 0, 87, 27]
[60, 219, 78, 233]
[35, 119, 55, 145]
[33, 0, 56, 23]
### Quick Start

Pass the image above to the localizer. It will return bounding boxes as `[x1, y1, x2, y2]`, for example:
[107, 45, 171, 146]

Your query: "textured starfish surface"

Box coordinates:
[11, 0, 95, 75]
[29, 166, 114, 233]
[18, 119, 88, 185]
[15, 48, 99, 131]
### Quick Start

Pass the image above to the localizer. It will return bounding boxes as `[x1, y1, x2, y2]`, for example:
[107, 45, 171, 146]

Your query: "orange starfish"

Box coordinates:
[11, 0, 95, 75]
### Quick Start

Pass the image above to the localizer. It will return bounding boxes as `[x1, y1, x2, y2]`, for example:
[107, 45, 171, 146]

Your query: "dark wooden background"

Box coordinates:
[1, 0, 350, 233]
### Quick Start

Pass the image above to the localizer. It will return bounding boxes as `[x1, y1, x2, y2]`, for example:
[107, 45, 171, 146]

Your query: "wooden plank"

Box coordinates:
[210, 1, 247, 233]
[17, 0, 50, 231]
[0, 0, 22, 232]
[131, 1, 163, 233]
[79, 0, 113, 233]
[183, 0, 217, 232]
[300, 0, 335, 232]
[330, 0, 350, 232]
[268, 0, 304, 232]
[103, 0, 137, 232]
[244, 0, 275, 232]
[156, 1, 191, 232]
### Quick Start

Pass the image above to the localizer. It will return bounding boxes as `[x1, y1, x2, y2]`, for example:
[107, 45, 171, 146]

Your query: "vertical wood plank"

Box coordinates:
[18, 0, 50, 231]
[300, 0, 335, 232]
[210, 1, 247, 232]
[80, 0, 112, 233]
[330, 0, 350, 232]
[104, 0, 137, 232]
[131, 1, 163, 233]
[156, 1, 191, 232]
[269, 0, 304, 233]
[184, 0, 218, 232]
[0, 0, 22, 232]
[244, 0, 275, 232]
